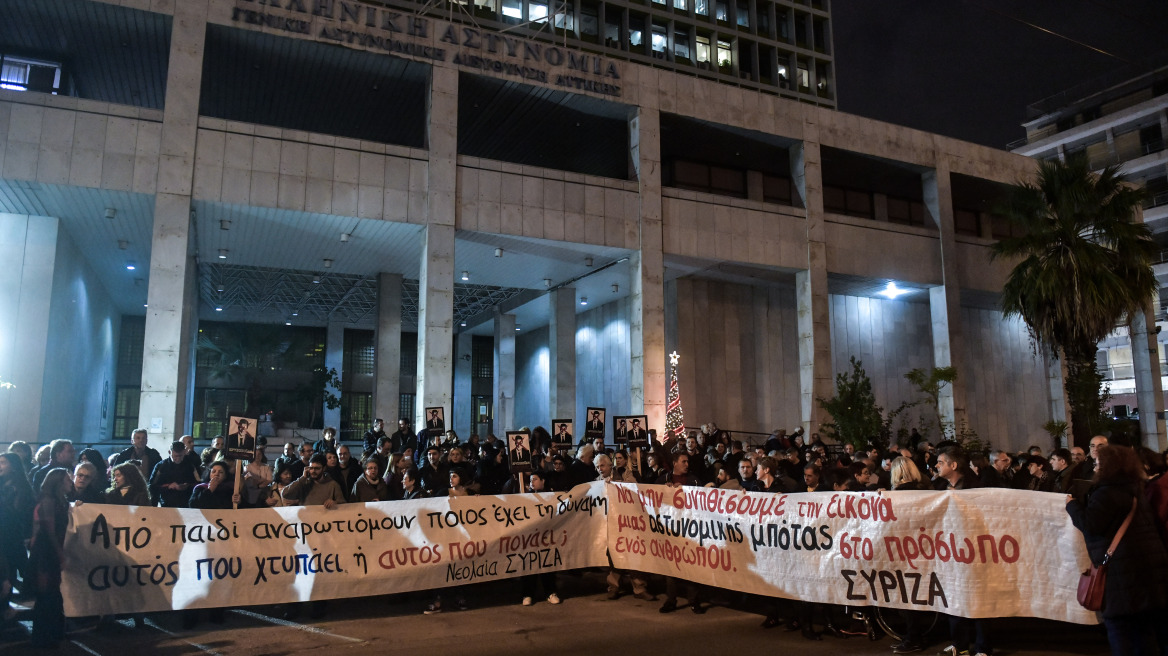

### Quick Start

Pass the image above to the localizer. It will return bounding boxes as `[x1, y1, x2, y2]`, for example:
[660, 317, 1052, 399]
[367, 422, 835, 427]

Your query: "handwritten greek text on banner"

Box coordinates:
[62, 483, 608, 616]
[607, 484, 1096, 624]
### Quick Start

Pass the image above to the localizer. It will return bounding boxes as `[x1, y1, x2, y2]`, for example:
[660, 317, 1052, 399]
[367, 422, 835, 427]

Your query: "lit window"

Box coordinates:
[554, 1, 574, 29]
[674, 0, 687, 9]
[0, 56, 61, 94]
[695, 0, 708, 14]
[674, 32, 691, 59]
[716, 0, 728, 21]
[502, 0, 522, 19]
[651, 27, 667, 52]
[717, 40, 732, 66]
[529, 0, 549, 22]
[696, 36, 711, 63]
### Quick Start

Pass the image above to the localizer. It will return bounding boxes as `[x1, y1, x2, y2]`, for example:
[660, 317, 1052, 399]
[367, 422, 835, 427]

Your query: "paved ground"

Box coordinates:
[3, 571, 1111, 655]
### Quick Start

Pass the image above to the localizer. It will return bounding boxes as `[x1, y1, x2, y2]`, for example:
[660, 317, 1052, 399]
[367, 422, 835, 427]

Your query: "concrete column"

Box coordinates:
[138, 0, 208, 452]
[323, 320, 344, 430]
[494, 313, 517, 432]
[1132, 302, 1167, 451]
[414, 63, 457, 428]
[415, 224, 455, 428]
[454, 331, 473, 438]
[790, 140, 833, 435]
[924, 158, 967, 433]
[549, 287, 577, 420]
[0, 215, 57, 443]
[374, 273, 402, 424]
[630, 108, 667, 433]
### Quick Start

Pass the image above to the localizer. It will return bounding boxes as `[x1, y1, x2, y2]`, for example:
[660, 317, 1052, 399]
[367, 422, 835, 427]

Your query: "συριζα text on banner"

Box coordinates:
[61, 482, 609, 616]
[607, 483, 1097, 624]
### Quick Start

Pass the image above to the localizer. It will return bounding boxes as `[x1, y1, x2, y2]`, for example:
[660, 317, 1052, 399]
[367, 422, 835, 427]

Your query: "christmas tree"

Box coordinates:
[666, 351, 685, 442]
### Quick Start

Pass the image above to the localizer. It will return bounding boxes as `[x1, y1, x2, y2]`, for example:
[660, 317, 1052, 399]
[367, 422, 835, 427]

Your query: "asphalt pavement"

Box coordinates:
[2, 571, 1112, 655]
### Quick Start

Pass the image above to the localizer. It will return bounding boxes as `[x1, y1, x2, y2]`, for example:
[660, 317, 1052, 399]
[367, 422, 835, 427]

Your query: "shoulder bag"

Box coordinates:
[1077, 497, 1138, 611]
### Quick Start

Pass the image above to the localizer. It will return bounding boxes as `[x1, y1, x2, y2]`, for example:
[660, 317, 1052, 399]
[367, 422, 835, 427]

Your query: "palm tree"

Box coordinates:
[991, 155, 1154, 447]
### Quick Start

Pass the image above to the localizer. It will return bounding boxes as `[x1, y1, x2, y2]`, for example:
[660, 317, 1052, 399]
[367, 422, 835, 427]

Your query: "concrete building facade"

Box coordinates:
[2, 0, 1128, 454]
[1012, 61, 1168, 434]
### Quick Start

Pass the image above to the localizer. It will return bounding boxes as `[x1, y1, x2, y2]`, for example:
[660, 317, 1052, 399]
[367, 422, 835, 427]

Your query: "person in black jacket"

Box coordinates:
[149, 441, 200, 507]
[1067, 445, 1168, 655]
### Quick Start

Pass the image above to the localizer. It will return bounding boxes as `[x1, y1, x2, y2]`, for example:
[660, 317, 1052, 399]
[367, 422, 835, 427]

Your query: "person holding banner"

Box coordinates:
[351, 459, 389, 502]
[1067, 444, 1168, 656]
[519, 471, 562, 606]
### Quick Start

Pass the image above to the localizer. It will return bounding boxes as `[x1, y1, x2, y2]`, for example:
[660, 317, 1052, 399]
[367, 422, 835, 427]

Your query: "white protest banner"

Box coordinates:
[62, 482, 607, 616]
[607, 484, 1097, 624]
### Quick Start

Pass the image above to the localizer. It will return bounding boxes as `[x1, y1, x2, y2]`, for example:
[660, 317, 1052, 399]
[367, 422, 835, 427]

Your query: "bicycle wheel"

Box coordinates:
[874, 606, 938, 641]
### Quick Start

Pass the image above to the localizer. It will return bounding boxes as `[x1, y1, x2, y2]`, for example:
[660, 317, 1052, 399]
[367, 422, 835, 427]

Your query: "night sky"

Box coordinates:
[831, 0, 1168, 150]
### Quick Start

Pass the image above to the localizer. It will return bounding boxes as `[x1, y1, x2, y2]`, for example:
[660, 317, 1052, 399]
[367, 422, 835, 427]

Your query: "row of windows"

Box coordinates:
[0, 54, 62, 94]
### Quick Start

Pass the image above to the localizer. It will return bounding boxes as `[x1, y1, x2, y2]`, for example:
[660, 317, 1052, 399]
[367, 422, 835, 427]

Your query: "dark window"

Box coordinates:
[762, 174, 792, 204]
[342, 392, 373, 435]
[344, 330, 375, 378]
[472, 335, 494, 379]
[400, 332, 418, 374]
[113, 387, 140, 443]
[823, 186, 873, 219]
[887, 196, 927, 227]
[399, 393, 416, 424]
[953, 209, 980, 236]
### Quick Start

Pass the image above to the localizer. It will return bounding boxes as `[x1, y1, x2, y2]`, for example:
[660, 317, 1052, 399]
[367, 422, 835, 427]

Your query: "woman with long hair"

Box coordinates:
[1067, 445, 1168, 655]
[29, 468, 72, 647]
[106, 461, 150, 506]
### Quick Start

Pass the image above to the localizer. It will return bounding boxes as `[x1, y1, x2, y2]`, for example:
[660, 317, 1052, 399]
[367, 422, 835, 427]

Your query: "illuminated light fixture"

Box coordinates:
[585, 257, 593, 266]
[312, 275, 321, 284]
[218, 249, 228, 259]
[612, 283, 619, 293]
[104, 208, 116, 220]
[323, 258, 333, 268]
[215, 306, 223, 312]
[220, 220, 231, 230]
[461, 271, 470, 281]
[460, 321, 467, 327]
[118, 240, 128, 250]
[515, 324, 521, 331]
[285, 321, 292, 326]
[580, 296, 588, 306]
[543, 278, 551, 288]
[340, 232, 350, 242]
[125, 263, 136, 270]
[292, 312, 298, 316]
[877, 282, 910, 299]
[143, 304, 148, 308]
[494, 248, 503, 258]
[216, 284, 224, 293]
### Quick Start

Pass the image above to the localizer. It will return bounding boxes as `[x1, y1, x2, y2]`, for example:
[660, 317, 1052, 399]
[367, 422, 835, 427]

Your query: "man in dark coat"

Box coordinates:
[149, 441, 200, 507]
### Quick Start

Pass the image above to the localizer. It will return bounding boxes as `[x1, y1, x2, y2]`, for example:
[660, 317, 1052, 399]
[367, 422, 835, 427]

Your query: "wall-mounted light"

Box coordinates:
[104, 208, 116, 220]
[515, 324, 521, 331]
[585, 257, 593, 267]
[215, 306, 223, 312]
[323, 259, 333, 269]
[580, 296, 588, 306]
[877, 282, 910, 299]
[543, 278, 552, 288]
[125, 262, 136, 270]
[216, 284, 225, 293]
[220, 220, 231, 231]
[340, 232, 350, 242]
[461, 271, 470, 281]
[494, 248, 503, 258]
[218, 249, 228, 259]
[117, 240, 128, 250]
[312, 275, 321, 284]
[285, 321, 292, 326]
[460, 321, 467, 327]
[611, 283, 619, 293]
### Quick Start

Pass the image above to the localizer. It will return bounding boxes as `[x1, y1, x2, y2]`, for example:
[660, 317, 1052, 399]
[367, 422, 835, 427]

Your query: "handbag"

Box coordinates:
[1077, 497, 1138, 611]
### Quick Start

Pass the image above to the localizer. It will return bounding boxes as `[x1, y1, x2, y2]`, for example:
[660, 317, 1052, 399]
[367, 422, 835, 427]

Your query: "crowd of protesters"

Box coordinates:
[3, 420, 1168, 655]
